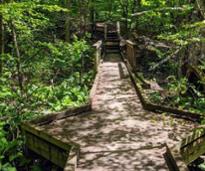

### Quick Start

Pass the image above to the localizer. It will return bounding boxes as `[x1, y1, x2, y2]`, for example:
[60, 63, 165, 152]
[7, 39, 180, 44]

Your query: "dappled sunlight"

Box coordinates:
[40, 53, 195, 170]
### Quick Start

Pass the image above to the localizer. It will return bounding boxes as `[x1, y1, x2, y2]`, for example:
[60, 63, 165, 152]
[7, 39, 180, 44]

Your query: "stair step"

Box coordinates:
[106, 37, 119, 40]
[105, 45, 119, 48]
[107, 33, 118, 36]
[105, 48, 120, 52]
[105, 42, 119, 46]
[106, 46, 120, 49]
[107, 34, 118, 36]
[107, 34, 118, 37]
[107, 31, 118, 34]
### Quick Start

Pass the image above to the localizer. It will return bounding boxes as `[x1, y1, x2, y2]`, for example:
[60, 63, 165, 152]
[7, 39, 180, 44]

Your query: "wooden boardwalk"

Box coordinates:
[38, 53, 195, 171]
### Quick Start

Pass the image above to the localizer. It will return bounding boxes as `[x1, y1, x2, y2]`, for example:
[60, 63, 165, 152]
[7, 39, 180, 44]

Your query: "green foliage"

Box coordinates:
[0, 1, 95, 170]
[1, 0, 205, 169]
[149, 92, 161, 103]
[0, 40, 94, 169]
[148, 75, 205, 114]
[0, 121, 28, 171]
[158, 21, 205, 46]
[166, 76, 188, 95]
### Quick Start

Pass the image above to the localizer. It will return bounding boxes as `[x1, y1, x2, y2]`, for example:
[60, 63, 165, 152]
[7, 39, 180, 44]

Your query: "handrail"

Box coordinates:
[104, 24, 107, 40]
[116, 21, 123, 40]
[126, 40, 137, 70]
[93, 40, 103, 71]
[116, 21, 120, 36]
[122, 40, 203, 122]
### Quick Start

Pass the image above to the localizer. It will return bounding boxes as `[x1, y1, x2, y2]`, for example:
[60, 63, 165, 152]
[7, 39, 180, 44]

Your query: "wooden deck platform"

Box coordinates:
[22, 53, 199, 171]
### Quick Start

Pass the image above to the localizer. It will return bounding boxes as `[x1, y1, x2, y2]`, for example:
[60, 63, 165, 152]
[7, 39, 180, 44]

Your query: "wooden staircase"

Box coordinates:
[104, 25, 120, 53]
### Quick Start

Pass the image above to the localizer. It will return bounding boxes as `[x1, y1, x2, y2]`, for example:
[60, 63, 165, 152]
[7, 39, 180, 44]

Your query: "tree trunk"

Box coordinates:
[11, 23, 23, 94]
[196, 0, 205, 19]
[90, 0, 95, 38]
[65, 0, 71, 42]
[0, 0, 4, 73]
[120, 0, 129, 38]
[79, 0, 84, 38]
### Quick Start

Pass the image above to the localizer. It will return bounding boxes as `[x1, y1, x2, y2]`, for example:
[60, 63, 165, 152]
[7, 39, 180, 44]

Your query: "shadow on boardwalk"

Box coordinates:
[40, 53, 195, 171]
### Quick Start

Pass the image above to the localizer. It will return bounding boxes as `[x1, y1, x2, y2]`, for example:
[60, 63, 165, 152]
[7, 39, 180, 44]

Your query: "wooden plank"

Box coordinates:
[93, 40, 102, 49]
[64, 147, 79, 171]
[126, 40, 137, 70]
[25, 131, 69, 168]
[21, 103, 90, 170]
[90, 70, 100, 102]
[165, 144, 189, 171]
[145, 103, 202, 122]
[124, 58, 147, 107]
[29, 104, 91, 126]
[22, 123, 80, 169]
[181, 133, 205, 164]
[126, 40, 136, 46]
[21, 123, 79, 151]
[93, 40, 103, 72]
[165, 128, 205, 170]
[180, 128, 205, 148]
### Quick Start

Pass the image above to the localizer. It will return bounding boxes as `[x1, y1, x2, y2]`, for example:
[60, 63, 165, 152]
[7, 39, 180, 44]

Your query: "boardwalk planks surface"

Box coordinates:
[37, 53, 196, 171]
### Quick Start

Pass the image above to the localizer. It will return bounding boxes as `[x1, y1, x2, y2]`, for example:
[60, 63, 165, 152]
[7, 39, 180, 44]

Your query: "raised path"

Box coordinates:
[40, 53, 195, 171]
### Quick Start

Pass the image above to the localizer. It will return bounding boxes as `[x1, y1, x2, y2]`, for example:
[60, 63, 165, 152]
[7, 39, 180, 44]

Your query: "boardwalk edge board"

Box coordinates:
[21, 104, 89, 169]
[29, 103, 92, 126]
[21, 98, 92, 170]
[21, 122, 80, 169]
[165, 143, 189, 171]
[121, 52, 203, 123]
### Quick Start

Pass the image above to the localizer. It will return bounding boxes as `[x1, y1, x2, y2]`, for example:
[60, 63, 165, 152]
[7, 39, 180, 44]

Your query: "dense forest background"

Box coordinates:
[0, 0, 205, 170]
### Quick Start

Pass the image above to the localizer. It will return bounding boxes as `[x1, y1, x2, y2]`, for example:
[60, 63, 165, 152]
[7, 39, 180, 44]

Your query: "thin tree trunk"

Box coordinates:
[90, 0, 95, 38]
[0, 0, 4, 73]
[120, 0, 129, 37]
[79, 0, 83, 37]
[11, 23, 23, 94]
[132, 0, 136, 13]
[65, 0, 71, 42]
[196, 0, 205, 19]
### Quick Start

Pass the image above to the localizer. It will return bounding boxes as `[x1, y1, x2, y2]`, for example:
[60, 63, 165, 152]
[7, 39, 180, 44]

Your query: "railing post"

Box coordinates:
[117, 21, 120, 37]
[104, 24, 107, 40]
[126, 40, 137, 71]
[93, 40, 102, 72]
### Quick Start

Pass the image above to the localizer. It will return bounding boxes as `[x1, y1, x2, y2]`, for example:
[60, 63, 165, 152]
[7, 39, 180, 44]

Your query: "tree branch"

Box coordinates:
[132, 7, 188, 17]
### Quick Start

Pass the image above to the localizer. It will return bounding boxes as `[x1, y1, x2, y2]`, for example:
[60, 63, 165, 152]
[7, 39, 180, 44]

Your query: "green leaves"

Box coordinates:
[0, 2, 67, 21]
[0, 2, 94, 169]
[0, 1, 67, 41]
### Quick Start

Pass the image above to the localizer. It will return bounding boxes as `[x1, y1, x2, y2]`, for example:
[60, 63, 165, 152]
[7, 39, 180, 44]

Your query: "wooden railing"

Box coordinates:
[104, 24, 108, 40]
[126, 40, 137, 71]
[116, 21, 121, 37]
[93, 40, 103, 71]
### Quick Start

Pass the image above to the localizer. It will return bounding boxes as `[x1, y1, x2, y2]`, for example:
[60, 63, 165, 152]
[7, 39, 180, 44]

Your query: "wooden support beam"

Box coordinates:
[93, 40, 103, 72]
[126, 40, 137, 71]
[165, 128, 205, 171]
[165, 144, 189, 171]
[21, 103, 92, 169]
